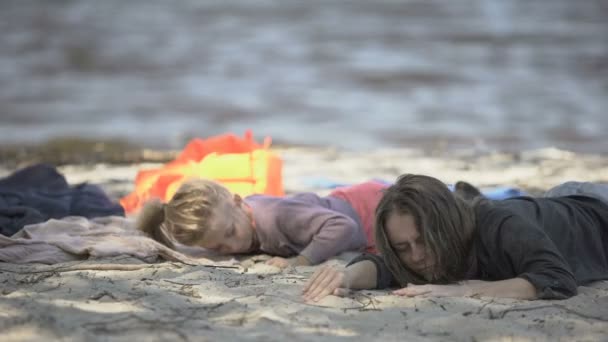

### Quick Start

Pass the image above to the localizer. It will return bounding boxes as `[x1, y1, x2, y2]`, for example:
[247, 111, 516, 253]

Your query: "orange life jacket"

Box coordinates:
[120, 130, 284, 214]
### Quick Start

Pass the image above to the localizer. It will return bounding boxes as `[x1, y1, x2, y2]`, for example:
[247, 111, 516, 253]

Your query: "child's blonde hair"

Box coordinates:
[136, 178, 233, 249]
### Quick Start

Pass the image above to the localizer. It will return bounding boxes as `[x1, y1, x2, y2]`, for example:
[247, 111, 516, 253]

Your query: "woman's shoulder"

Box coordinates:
[474, 199, 513, 225]
[474, 198, 555, 245]
[473, 199, 535, 241]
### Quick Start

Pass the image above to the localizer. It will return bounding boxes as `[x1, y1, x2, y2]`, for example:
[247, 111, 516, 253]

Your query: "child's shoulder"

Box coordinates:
[331, 180, 388, 197]
[246, 192, 323, 208]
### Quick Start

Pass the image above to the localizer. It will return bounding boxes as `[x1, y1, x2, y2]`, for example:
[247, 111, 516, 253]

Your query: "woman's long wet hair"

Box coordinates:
[135, 178, 233, 249]
[375, 174, 478, 286]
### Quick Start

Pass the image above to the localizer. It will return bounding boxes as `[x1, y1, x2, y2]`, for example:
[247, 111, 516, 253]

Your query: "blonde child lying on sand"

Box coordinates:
[303, 176, 608, 301]
[137, 178, 386, 268]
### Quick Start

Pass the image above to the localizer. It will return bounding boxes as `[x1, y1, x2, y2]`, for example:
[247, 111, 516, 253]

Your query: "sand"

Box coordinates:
[1, 147, 608, 341]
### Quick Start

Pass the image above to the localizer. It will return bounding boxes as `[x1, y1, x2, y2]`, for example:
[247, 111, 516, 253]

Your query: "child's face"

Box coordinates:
[197, 195, 256, 255]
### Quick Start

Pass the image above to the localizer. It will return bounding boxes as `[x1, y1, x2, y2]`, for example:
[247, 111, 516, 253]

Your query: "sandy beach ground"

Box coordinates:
[1, 147, 608, 341]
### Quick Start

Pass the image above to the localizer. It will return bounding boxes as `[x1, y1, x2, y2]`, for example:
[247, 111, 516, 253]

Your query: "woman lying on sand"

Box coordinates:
[137, 178, 387, 268]
[303, 176, 608, 301]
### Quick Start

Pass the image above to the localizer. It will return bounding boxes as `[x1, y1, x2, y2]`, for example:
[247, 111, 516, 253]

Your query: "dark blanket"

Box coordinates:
[0, 164, 124, 236]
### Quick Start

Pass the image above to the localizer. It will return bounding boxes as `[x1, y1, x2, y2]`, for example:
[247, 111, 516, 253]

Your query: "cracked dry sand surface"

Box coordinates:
[1, 256, 607, 341]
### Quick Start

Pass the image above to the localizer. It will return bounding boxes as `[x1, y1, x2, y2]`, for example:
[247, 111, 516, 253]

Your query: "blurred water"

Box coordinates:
[0, 0, 607, 153]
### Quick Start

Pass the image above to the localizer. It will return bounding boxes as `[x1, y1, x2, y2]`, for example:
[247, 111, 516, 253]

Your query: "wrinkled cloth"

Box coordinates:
[0, 164, 124, 236]
[0, 216, 200, 264]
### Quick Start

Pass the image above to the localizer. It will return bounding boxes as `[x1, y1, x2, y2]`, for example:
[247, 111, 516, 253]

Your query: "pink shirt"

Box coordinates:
[330, 181, 388, 253]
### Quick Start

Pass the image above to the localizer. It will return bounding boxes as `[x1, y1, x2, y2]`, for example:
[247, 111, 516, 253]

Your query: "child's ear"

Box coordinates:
[233, 194, 243, 206]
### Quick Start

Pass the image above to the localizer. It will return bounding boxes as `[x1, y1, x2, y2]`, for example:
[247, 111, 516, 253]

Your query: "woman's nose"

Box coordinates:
[410, 244, 425, 263]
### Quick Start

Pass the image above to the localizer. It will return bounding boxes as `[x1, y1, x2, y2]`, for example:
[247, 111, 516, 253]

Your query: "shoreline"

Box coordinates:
[2, 136, 608, 168]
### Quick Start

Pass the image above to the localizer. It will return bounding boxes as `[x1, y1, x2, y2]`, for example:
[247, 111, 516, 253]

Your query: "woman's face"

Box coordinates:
[385, 212, 436, 281]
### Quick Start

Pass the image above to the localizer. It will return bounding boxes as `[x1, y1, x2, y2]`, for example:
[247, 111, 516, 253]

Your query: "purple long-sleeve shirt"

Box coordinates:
[245, 192, 367, 264]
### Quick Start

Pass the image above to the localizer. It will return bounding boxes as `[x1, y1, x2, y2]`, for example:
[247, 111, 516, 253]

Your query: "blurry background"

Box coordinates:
[0, 0, 607, 154]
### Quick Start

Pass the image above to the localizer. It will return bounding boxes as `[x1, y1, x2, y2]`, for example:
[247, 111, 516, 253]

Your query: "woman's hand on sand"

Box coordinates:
[393, 283, 470, 297]
[302, 265, 350, 302]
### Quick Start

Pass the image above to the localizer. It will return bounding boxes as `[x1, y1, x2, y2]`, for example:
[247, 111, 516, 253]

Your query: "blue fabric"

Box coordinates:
[302, 177, 526, 201]
[300, 177, 350, 189]
[0, 164, 124, 236]
[544, 181, 608, 203]
[480, 186, 528, 200]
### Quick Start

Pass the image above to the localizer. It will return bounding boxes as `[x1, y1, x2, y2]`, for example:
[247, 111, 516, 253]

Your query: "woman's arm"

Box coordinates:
[464, 278, 537, 299]
[480, 213, 578, 299]
[302, 260, 378, 302]
[393, 278, 537, 300]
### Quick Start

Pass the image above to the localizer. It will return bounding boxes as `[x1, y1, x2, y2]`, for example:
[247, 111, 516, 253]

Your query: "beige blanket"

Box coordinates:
[0, 216, 208, 265]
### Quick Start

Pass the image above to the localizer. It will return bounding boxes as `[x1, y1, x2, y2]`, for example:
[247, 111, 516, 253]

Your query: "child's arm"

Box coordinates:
[297, 213, 363, 264]
[272, 195, 367, 265]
